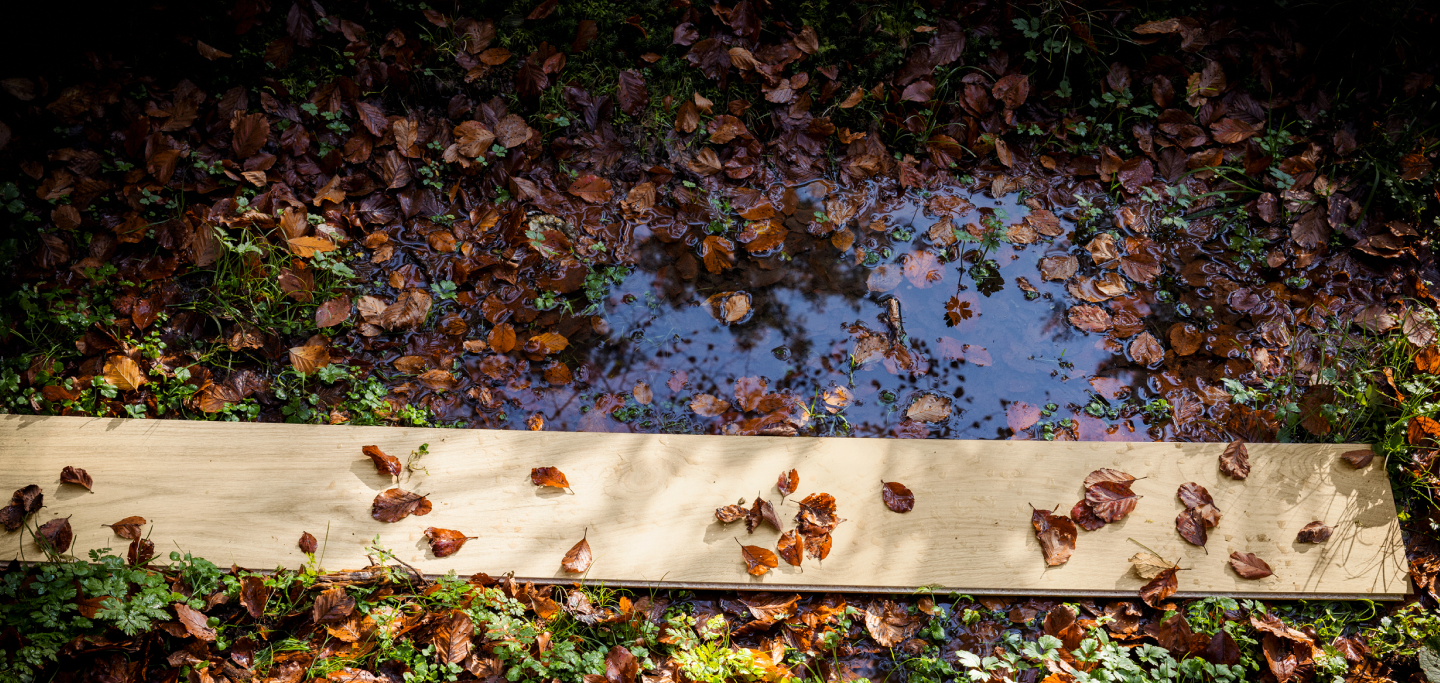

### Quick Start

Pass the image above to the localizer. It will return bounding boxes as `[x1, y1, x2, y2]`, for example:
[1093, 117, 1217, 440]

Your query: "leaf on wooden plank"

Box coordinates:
[298, 531, 318, 554]
[795, 493, 841, 535]
[105, 515, 146, 540]
[37, 516, 73, 553]
[1176, 507, 1208, 547]
[776, 530, 804, 566]
[739, 540, 779, 576]
[715, 504, 747, 523]
[1177, 482, 1222, 527]
[562, 532, 593, 573]
[1083, 469, 1136, 489]
[313, 587, 356, 623]
[362, 445, 402, 477]
[1071, 500, 1106, 531]
[531, 467, 570, 489]
[371, 488, 432, 522]
[1229, 551, 1274, 579]
[60, 466, 92, 490]
[1220, 439, 1250, 479]
[425, 527, 478, 557]
[1296, 521, 1333, 543]
[1341, 449, 1374, 468]
[1085, 480, 1141, 523]
[882, 482, 914, 512]
[1031, 508, 1077, 566]
[175, 602, 218, 640]
[803, 531, 833, 561]
[1128, 552, 1178, 580]
[777, 469, 798, 497]
[746, 497, 781, 533]
[1140, 567, 1180, 608]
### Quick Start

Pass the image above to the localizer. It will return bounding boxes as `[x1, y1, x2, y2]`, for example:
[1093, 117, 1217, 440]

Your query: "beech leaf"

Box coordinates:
[105, 516, 147, 541]
[371, 488, 432, 522]
[362, 445, 402, 477]
[1220, 439, 1250, 479]
[1140, 567, 1180, 608]
[1129, 552, 1178, 580]
[562, 532, 593, 573]
[1031, 507, 1077, 566]
[738, 539, 778, 575]
[175, 602, 218, 640]
[60, 466, 93, 491]
[745, 497, 782, 533]
[1296, 521, 1333, 543]
[299, 531, 318, 554]
[425, 527, 478, 557]
[882, 482, 915, 512]
[776, 529, 804, 566]
[777, 469, 798, 497]
[531, 467, 570, 489]
[1229, 551, 1274, 579]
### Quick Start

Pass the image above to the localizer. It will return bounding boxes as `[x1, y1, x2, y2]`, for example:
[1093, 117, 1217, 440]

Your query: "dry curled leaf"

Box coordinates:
[777, 469, 798, 497]
[1341, 449, 1374, 468]
[175, 602, 218, 641]
[776, 530, 804, 566]
[363, 445, 402, 477]
[37, 516, 73, 554]
[739, 540, 779, 576]
[746, 497, 782, 533]
[562, 532, 593, 573]
[1220, 440, 1250, 479]
[425, 527, 478, 557]
[105, 516, 146, 540]
[1031, 507, 1077, 566]
[1296, 521, 1333, 543]
[299, 531, 318, 554]
[1129, 552, 1178, 580]
[1229, 551, 1274, 579]
[882, 482, 914, 512]
[716, 504, 746, 523]
[313, 587, 356, 623]
[531, 467, 570, 489]
[60, 466, 93, 490]
[371, 488, 432, 522]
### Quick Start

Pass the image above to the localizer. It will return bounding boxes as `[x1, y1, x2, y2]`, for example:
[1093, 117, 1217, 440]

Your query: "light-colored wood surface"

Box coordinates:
[0, 415, 1408, 598]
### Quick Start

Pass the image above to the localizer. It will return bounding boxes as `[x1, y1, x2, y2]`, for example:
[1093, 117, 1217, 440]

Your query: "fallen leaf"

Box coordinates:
[1083, 469, 1136, 489]
[175, 602, 218, 640]
[425, 528, 478, 557]
[289, 344, 331, 375]
[906, 393, 951, 422]
[313, 587, 356, 623]
[1068, 305, 1113, 333]
[716, 504, 747, 523]
[569, 175, 613, 203]
[865, 599, 922, 647]
[1129, 331, 1164, 366]
[104, 355, 146, 391]
[1129, 552, 1178, 580]
[1176, 507, 1208, 547]
[37, 517, 73, 553]
[371, 488, 432, 522]
[739, 541, 779, 575]
[105, 516, 146, 540]
[1416, 345, 1440, 374]
[299, 531, 318, 554]
[315, 296, 352, 327]
[1295, 521, 1333, 543]
[746, 497, 782, 533]
[531, 467, 570, 489]
[1039, 254, 1079, 280]
[632, 381, 653, 405]
[1229, 551, 1274, 579]
[434, 612, 475, 664]
[362, 445, 402, 477]
[527, 332, 570, 355]
[1341, 449, 1374, 468]
[1086, 481, 1141, 523]
[1031, 508, 1077, 566]
[1177, 482, 1221, 527]
[777, 469, 798, 497]
[706, 291, 752, 323]
[1140, 567, 1180, 608]
[803, 532, 833, 561]
[882, 482, 914, 512]
[690, 394, 732, 417]
[1220, 440, 1250, 479]
[1070, 500, 1105, 531]
[795, 493, 841, 535]
[60, 466, 92, 490]
[902, 250, 944, 288]
[776, 530, 804, 566]
[240, 575, 270, 619]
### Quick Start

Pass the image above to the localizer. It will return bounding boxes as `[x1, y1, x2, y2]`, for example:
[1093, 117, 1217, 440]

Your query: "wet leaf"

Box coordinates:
[371, 488, 432, 522]
[746, 497, 782, 533]
[315, 296, 351, 328]
[739, 541, 778, 575]
[313, 587, 356, 623]
[706, 291, 752, 323]
[1220, 440, 1250, 479]
[362, 445, 402, 477]
[288, 344, 330, 375]
[803, 532, 833, 561]
[776, 530, 804, 566]
[1409, 415, 1440, 445]
[380, 289, 432, 330]
[1071, 500, 1106, 531]
[1416, 345, 1440, 374]
[299, 531, 318, 554]
[902, 250, 944, 288]
[699, 236, 736, 273]
[425, 527, 478, 557]
[1031, 508, 1077, 566]
[795, 493, 841, 535]
[528, 332, 570, 355]
[1129, 552, 1178, 580]
[882, 482, 914, 512]
[715, 504, 747, 523]
[906, 393, 951, 423]
[1068, 305, 1113, 333]
[1176, 507, 1208, 547]
[175, 602, 218, 640]
[105, 516, 146, 540]
[37, 516, 73, 554]
[104, 355, 146, 391]
[992, 73, 1030, 109]
[240, 575, 270, 619]
[1229, 551, 1274, 579]
[569, 175, 613, 203]
[865, 599, 922, 647]
[1296, 521, 1333, 543]
[1085, 481, 1141, 523]
[489, 323, 517, 352]
[1129, 331, 1164, 366]
[1176, 482, 1217, 515]
[1341, 449, 1374, 468]
[60, 466, 92, 490]
[616, 70, 648, 116]
[434, 612, 475, 664]
[1140, 567, 1180, 608]
[1083, 469, 1136, 489]
[777, 469, 798, 497]
[1007, 402, 1042, 432]
[690, 394, 732, 417]
[531, 467, 570, 489]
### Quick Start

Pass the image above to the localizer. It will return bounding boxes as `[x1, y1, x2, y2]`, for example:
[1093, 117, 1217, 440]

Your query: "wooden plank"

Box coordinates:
[0, 415, 1408, 598]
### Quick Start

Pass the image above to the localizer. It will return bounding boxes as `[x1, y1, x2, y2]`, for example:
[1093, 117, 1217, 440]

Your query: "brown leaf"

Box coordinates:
[882, 482, 914, 512]
[906, 394, 952, 423]
[425, 527, 478, 557]
[1071, 499, 1106, 531]
[992, 73, 1030, 109]
[804, 532, 833, 561]
[1031, 508, 1077, 566]
[435, 612, 475, 664]
[716, 504, 747, 523]
[1341, 449, 1374, 468]
[105, 516, 146, 540]
[1296, 521, 1333, 543]
[175, 602, 218, 640]
[1176, 482, 1220, 527]
[1068, 305, 1113, 333]
[1085, 481, 1141, 523]
[1129, 331, 1164, 367]
[1417, 344, 1440, 374]
[527, 332, 570, 355]
[313, 587, 356, 623]
[1176, 507, 1208, 547]
[362, 445, 402, 477]
[288, 345, 330, 375]
[1229, 551, 1274, 579]
[299, 531, 318, 554]
[739, 541, 779, 576]
[1220, 440, 1250, 479]
[60, 466, 92, 490]
[865, 599, 922, 647]
[315, 296, 352, 328]
[902, 250, 944, 288]
[37, 517, 73, 554]
[616, 70, 648, 116]
[240, 575, 270, 619]
[776, 530, 804, 566]
[746, 497, 782, 533]
[795, 493, 841, 535]
[531, 467, 570, 489]
[1038, 255, 1078, 281]
[690, 394, 732, 417]
[1140, 567, 1180, 608]
[104, 355, 146, 391]
[371, 488, 432, 522]
[777, 469, 798, 497]
[699, 236, 736, 273]
[569, 175, 614, 204]
[1084, 469, 1136, 489]
[706, 291, 752, 324]
[488, 323, 517, 353]
[1129, 552, 1178, 580]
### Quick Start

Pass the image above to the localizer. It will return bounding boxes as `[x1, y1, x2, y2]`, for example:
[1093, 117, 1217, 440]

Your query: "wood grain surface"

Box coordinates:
[0, 415, 1408, 598]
